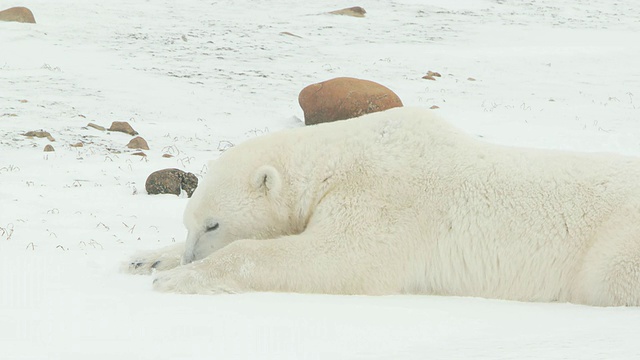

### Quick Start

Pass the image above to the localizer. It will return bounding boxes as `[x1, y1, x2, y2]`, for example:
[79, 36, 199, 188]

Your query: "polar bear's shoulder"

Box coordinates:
[264, 107, 467, 149]
[309, 107, 460, 135]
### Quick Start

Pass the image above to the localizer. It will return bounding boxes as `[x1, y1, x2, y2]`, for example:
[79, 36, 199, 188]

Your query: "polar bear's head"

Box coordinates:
[180, 146, 295, 264]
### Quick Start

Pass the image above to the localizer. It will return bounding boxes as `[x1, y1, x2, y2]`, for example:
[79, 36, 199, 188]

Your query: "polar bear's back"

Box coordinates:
[316, 108, 640, 301]
[284, 107, 640, 193]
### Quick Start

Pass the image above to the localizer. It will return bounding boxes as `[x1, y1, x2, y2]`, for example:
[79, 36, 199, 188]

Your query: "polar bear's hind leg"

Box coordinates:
[573, 210, 640, 306]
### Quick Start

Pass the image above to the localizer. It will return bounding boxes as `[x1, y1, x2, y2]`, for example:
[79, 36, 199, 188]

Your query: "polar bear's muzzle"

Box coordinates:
[182, 223, 223, 265]
[182, 231, 200, 265]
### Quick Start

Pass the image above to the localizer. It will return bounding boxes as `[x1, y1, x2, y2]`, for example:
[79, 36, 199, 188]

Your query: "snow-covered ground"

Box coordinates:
[1, 0, 640, 359]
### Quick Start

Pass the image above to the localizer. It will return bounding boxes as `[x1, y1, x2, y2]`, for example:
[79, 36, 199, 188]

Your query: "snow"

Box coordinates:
[1, 0, 640, 358]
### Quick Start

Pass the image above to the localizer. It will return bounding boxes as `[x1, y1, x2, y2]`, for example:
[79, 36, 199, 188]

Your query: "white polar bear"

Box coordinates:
[126, 107, 640, 306]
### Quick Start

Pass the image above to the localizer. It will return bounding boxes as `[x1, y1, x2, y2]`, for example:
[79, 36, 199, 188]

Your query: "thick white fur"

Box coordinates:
[126, 107, 640, 306]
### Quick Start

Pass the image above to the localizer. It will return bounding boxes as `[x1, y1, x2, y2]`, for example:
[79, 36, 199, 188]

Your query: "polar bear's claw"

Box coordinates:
[123, 243, 185, 275]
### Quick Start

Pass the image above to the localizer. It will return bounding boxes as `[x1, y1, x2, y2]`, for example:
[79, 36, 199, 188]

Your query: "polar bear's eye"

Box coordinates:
[205, 222, 219, 232]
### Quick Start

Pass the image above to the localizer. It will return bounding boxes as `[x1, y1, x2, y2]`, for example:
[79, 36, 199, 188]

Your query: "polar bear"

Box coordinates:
[125, 107, 640, 306]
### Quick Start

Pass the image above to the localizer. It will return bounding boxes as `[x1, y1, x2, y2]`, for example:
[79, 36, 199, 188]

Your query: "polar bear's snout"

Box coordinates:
[182, 252, 195, 265]
[182, 231, 201, 265]
[182, 221, 225, 265]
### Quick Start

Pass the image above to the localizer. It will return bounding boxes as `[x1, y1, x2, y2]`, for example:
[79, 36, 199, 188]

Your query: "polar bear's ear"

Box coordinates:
[251, 165, 282, 197]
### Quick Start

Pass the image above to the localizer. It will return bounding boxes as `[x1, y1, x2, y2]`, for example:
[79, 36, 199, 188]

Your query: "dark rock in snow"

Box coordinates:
[146, 168, 198, 197]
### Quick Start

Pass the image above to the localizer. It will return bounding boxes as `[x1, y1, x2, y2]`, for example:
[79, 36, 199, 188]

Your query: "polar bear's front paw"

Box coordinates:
[123, 249, 183, 275]
[152, 265, 239, 294]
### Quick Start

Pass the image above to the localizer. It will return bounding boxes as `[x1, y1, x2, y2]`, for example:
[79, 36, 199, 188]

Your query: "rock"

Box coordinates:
[329, 6, 366, 17]
[422, 75, 436, 81]
[467, 77, 476, 82]
[430, 105, 440, 109]
[180, 172, 199, 198]
[108, 121, 138, 136]
[23, 130, 55, 142]
[131, 152, 147, 157]
[87, 123, 106, 131]
[146, 169, 182, 196]
[298, 77, 403, 125]
[0, 7, 36, 23]
[127, 136, 149, 150]
[162, 154, 174, 158]
[426, 71, 441, 78]
[146, 169, 199, 198]
[70, 142, 84, 147]
[44, 145, 54, 152]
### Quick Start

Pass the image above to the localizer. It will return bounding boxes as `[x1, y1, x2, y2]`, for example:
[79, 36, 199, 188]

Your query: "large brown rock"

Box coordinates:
[298, 77, 403, 125]
[145, 169, 198, 198]
[0, 7, 36, 23]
